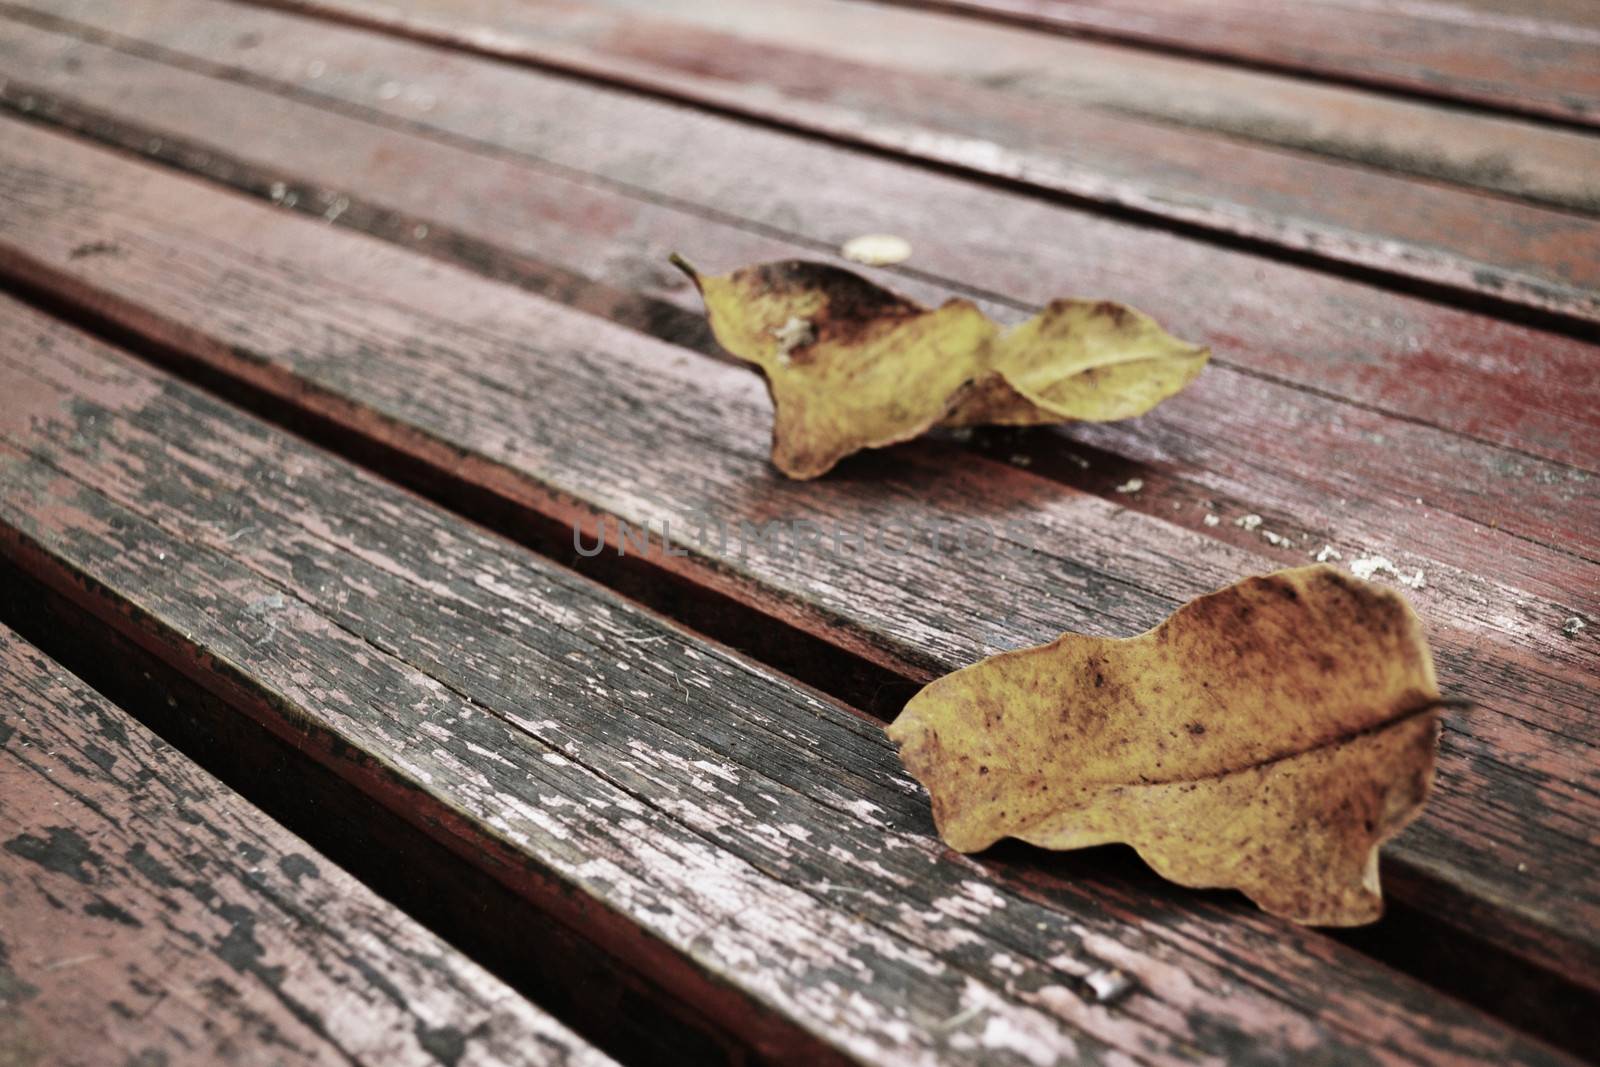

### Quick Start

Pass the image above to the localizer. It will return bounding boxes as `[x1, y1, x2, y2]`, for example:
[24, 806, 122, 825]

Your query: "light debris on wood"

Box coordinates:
[1083, 968, 1135, 1005]
[840, 233, 912, 266]
[1010, 453, 1033, 467]
[1563, 616, 1586, 637]
[1315, 545, 1341, 562]
[1261, 530, 1292, 547]
[1234, 513, 1262, 531]
[1349, 555, 1425, 589]
[1114, 478, 1143, 494]
[1203, 513, 1220, 527]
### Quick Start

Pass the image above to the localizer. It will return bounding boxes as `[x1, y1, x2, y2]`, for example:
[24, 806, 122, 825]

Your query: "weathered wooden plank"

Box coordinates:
[0, 294, 1580, 1066]
[222, 0, 1600, 324]
[0, 119, 1592, 1020]
[860, 0, 1600, 130]
[2, 0, 1596, 480]
[439, 0, 1600, 214]
[0, 624, 618, 1067]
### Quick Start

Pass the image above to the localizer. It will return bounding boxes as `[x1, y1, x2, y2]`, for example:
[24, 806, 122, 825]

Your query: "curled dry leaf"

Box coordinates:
[672, 256, 1208, 478]
[887, 565, 1443, 926]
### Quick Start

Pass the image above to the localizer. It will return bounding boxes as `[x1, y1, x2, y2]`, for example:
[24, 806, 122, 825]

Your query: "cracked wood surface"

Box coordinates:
[859, 0, 1600, 130]
[0, 119, 1593, 1021]
[223, 0, 1600, 323]
[0, 623, 617, 1067]
[0, 295, 1574, 1062]
[504, 0, 1600, 216]
[1, 0, 1595, 475]
[0, 297, 1582, 1065]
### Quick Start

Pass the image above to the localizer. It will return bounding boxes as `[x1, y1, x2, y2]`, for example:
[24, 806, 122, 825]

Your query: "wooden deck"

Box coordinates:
[0, 1, 1594, 1064]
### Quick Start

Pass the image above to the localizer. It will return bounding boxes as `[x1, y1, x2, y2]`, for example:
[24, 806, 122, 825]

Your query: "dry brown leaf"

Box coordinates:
[886, 565, 1443, 925]
[673, 256, 1207, 478]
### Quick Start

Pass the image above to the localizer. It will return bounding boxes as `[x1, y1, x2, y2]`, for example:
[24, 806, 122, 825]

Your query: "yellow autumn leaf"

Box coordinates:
[942, 298, 1210, 427]
[673, 256, 1207, 478]
[886, 565, 1443, 926]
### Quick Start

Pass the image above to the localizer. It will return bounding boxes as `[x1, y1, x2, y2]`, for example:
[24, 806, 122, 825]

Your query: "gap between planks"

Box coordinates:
[0, 0, 1594, 477]
[0, 298, 1584, 1065]
[0, 619, 625, 1067]
[0, 120, 1593, 1049]
[0, 562, 768, 1067]
[851, 0, 1600, 133]
[219, 0, 1600, 329]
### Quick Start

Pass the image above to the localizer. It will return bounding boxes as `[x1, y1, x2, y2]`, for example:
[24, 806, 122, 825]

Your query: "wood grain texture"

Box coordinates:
[2, 0, 1596, 478]
[858, 0, 1600, 129]
[0, 119, 1592, 1014]
[0, 625, 616, 1067]
[222, 0, 1600, 324]
[446, 0, 1600, 215]
[0, 295, 1580, 1067]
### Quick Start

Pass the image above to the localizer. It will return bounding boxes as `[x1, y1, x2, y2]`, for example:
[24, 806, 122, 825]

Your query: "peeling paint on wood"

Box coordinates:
[0, 297, 1581, 1064]
[221, 0, 1600, 322]
[0, 4, 1595, 470]
[0, 623, 617, 1067]
[0, 120, 1592, 1009]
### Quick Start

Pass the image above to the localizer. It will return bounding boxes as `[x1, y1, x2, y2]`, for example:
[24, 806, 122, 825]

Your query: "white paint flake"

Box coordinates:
[980, 1013, 1060, 1067]
[844, 798, 886, 826]
[1350, 555, 1426, 589]
[1083, 967, 1135, 1004]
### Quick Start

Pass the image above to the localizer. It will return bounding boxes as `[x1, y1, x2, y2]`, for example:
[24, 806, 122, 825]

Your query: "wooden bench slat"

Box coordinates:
[863, 0, 1600, 129]
[3, 0, 1596, 480]
[0, 295, 1579, 1067]
[0, 624, 616, 1067]
[214, 0, 1600, 324]
[0, 119, 1592, 1015]
[396, 0, 1600, 217]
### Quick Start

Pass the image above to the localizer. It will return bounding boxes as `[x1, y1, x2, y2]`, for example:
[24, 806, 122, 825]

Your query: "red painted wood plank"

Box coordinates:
[862, 0, 1600, 129]
[0, 625, 616, 1067]
[0, 6, 1594, 483]
[224, 0, 1600, 324]
[483, 0, 1600, 215]
[0, 120, 1592, 1012]
[5, 303, 1583, 1066]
